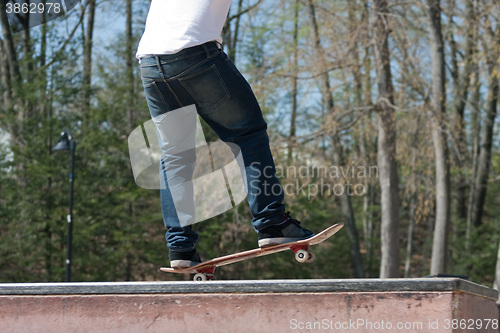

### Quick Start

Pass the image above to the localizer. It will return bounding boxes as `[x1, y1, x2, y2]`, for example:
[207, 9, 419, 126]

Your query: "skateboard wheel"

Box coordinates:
[193, 273, 207, 281]
[306, 251, 315, 263]
[295, 249, 309, 263]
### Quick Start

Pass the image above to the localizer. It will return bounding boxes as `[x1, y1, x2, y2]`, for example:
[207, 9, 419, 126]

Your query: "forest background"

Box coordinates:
[0, 0, 499, 289]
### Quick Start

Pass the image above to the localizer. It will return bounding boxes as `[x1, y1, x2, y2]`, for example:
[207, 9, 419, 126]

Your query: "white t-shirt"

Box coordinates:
[136, 0, 232, 59]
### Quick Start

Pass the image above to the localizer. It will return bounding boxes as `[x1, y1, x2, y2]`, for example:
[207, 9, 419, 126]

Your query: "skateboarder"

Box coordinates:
[136, 0, 313, 268]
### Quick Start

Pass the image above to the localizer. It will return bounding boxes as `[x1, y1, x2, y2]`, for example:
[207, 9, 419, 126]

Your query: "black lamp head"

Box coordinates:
[52, 131, 72, 151]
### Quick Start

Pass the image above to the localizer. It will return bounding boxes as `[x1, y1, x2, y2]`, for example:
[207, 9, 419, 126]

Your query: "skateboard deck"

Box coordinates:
[160, 222, 344, 281]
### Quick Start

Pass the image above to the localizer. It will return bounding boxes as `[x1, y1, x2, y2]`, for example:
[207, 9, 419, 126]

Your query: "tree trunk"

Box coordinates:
[0, 1, 21, 84]
[126, 0, 134, 133]
[0, 1, 19, 118]
[288, 0, 299, 164]
[332, 136, 365, 278]
[361, 5, 375, 272]
[306, 0, 330, 111]
[124, 0, 136, 281]
[372, 0, 400, 278]
[405, 185, 417, 278]
[465, 64, 481, 249]
[405, 140, 420, 277]
[449, 0, 477, 221]
[0, 37, 10, 110]
[469, 21, 499, 227]
[83, 0, 96, 119]
[426, 0, 451, 276]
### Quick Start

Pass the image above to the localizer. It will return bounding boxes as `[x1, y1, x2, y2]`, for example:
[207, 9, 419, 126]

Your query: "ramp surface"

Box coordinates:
[0, 278, 498, 332]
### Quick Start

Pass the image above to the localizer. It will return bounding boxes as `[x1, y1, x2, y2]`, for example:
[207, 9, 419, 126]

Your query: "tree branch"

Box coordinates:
[39, 0, 90, 71]
[227, 0, 263, 21]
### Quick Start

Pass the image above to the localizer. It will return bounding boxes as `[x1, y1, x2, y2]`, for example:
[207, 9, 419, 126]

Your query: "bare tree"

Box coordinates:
[372, 0, 400, 278]
[469, 11, 499, 227]
[426, 0, 451, 275]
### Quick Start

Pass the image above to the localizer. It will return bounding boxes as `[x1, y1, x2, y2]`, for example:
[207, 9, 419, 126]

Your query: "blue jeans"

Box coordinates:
[139, 42, 285, 251]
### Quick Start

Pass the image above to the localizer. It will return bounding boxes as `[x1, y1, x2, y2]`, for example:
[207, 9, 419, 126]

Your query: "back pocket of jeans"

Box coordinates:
[179, 65, 230, 109]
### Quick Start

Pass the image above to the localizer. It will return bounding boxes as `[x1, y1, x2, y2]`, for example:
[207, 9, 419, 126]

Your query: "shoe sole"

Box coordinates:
[170, 259, 200, 269]
[258, 235, 314, 248]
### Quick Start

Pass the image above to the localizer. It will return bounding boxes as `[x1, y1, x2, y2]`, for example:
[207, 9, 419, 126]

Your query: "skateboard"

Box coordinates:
[160, 223, 344, 281]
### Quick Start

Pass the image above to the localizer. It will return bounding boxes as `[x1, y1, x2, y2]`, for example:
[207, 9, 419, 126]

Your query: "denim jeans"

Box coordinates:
[139, 42, 285, 251]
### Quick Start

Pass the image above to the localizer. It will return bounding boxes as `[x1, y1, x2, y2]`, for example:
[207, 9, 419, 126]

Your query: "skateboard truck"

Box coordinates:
[193, 266, 216, 281]
[290, 244, 315, 263]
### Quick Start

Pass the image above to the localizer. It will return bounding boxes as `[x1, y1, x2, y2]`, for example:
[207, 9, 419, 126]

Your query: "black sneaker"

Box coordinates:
[169, 249, 202, 268]
[257, 212, 314, 247]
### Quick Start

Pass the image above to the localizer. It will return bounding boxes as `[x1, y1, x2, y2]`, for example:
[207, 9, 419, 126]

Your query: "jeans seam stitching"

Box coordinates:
[149, 81, 169, 112]
[163, 78, 184, 108]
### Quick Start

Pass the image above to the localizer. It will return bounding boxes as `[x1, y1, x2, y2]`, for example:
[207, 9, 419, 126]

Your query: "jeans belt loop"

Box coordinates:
[155, 56, 163, 74]
[202, 43, 211, 57]
[215, 40, 224, 51]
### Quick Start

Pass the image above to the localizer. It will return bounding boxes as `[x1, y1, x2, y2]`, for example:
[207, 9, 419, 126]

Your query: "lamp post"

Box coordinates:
[52, 130, 76, 282]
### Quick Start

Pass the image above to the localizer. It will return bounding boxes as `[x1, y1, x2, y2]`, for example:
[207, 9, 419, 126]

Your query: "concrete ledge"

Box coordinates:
[0, 279, 498, 333]
[1, 278, 497, 297]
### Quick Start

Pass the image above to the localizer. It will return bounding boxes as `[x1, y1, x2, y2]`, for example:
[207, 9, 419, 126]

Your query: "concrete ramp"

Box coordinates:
[0, 278, 498, 332]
